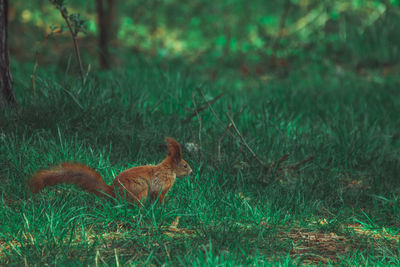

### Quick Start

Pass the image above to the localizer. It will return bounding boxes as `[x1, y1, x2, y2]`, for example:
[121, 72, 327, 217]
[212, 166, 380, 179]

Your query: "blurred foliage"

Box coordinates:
[49, 0, 88, 36]
[8, 0, 400, 83]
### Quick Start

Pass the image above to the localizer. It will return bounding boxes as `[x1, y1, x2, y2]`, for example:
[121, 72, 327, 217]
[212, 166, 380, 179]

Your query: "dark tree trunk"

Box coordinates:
[96, 0, 116, 69]
[0, 0, 16, 107]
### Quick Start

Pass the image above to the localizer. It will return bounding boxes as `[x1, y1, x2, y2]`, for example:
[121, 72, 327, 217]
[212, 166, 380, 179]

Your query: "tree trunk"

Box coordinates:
[96, 0, 116, 69]
[0, 0, 16, 107]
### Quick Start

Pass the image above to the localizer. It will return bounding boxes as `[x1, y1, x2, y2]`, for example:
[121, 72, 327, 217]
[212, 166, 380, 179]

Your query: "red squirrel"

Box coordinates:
[29, 137, 192, 204]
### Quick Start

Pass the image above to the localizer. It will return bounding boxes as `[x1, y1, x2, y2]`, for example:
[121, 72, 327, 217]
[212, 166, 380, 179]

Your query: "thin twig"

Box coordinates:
[199, 88, 266, 167]
[268, 154, 290, 175]
[290, 155, 315, 170]
[268, 154, 315, 183]
[199, 88, 226, 127]
[226, 113, 267, 167]
[51, 2, 85, 85]
[62, 15, 85, 84]
[216, 105, 246, 161]
[217, 122, 231, 161]
[183, 92, 224, 123]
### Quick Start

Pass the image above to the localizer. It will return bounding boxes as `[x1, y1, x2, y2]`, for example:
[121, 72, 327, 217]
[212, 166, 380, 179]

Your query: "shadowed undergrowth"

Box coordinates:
[1, 60, 399, 265]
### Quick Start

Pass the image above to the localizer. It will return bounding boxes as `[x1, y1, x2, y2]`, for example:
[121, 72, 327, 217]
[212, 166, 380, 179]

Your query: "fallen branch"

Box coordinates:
[217, 122, 231, 161]
[268, 153, 290, 175]
[198, 88, 267, 167]
[217, 106, 246, 160]
[199, 88, 226, 126]
[183, 92, 224, 123]
[226, 113, 267, 167]
[267, 154, 315, 183]
[290, 155, 315, 171]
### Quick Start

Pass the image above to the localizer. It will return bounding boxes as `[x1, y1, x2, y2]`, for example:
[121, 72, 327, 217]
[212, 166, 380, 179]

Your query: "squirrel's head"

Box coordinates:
[165, 137, 192, 177]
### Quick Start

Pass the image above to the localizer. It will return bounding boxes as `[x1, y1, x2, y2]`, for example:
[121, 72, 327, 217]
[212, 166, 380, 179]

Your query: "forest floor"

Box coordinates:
[1, 54, 399, 265]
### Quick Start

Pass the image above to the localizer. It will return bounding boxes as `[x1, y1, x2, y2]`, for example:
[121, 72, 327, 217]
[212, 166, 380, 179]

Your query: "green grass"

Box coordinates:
[1, 59, 400, 265]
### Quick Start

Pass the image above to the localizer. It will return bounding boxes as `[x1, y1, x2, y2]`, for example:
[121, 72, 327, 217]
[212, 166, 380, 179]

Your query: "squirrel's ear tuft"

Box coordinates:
[166, 137, 182, 164]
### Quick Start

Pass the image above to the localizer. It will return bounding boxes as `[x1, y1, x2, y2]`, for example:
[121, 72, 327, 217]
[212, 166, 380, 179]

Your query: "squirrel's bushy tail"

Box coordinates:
[29, 163, 114, 197]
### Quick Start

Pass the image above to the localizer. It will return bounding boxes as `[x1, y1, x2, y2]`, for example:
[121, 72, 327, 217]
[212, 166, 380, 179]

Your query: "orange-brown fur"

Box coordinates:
[29, 137, 192, 204]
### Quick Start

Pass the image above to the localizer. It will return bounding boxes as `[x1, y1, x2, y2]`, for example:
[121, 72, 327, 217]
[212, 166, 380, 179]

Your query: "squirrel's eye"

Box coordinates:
[183, 164, 187, 168]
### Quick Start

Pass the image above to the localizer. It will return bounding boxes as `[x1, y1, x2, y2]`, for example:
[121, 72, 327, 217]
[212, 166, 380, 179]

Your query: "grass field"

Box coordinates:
[1, 59, 400, 265]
